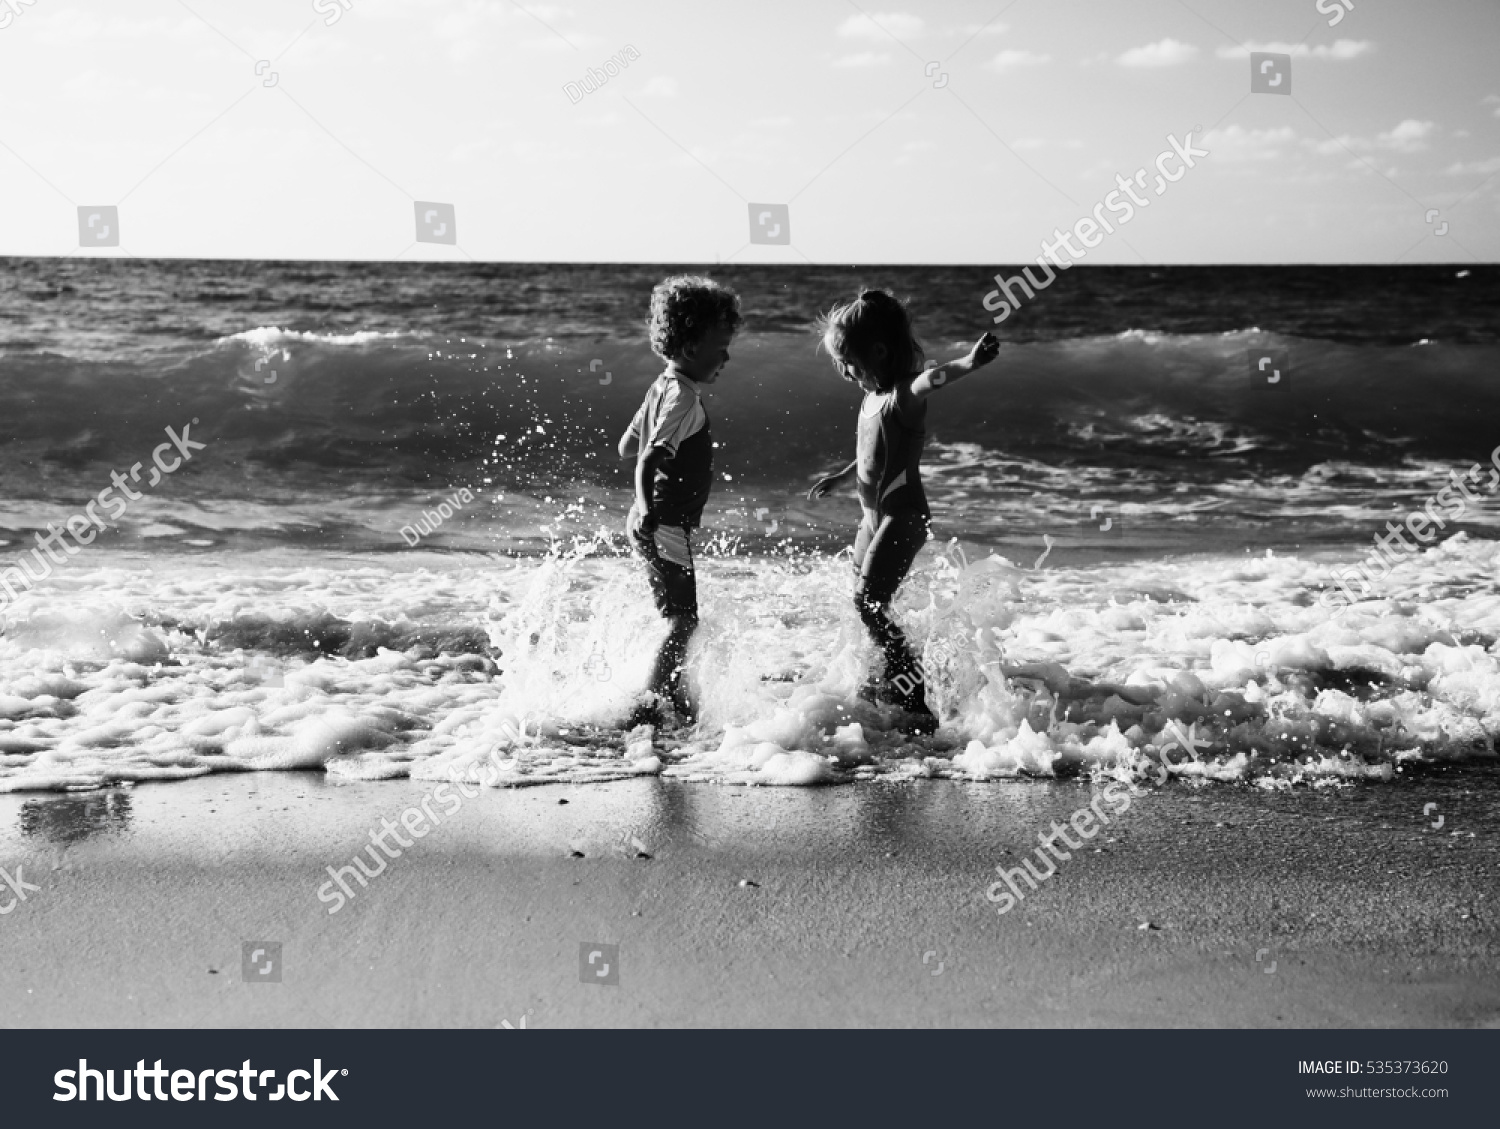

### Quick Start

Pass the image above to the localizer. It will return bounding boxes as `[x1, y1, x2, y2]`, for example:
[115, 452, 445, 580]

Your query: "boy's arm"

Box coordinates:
[909, 333, 1001, 400]
[619, 408, 644, 459]
[631, 446, 671, 533]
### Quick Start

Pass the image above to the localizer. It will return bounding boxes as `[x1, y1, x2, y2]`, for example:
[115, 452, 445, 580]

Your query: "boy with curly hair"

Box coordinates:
[617, 275, 742, 727]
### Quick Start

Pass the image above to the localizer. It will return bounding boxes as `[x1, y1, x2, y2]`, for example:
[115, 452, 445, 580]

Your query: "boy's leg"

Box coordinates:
[853, 513, 933, 720]
[629, 518, 700, 722]
[648, 612, 698, 717]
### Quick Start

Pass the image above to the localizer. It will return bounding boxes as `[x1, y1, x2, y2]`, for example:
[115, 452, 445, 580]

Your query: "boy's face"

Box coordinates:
[676, 325, 735, 385]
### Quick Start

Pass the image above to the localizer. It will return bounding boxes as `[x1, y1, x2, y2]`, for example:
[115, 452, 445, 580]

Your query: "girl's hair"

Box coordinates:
[648, 275, 743, 361]
[818, 288, 924, 392]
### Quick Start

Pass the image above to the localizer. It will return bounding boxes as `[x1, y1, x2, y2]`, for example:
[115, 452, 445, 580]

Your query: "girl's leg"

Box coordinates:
[853, 513, 933, 721]
[851, 514, 876, 579]
[849, 516, 885, 702]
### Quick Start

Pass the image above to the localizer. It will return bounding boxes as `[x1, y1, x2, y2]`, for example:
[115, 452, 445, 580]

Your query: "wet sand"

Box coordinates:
[1, 768, 1497, 1028]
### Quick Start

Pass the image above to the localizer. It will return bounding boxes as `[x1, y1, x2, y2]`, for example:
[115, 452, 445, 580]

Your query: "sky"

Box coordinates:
[0, 0, 1496, 264]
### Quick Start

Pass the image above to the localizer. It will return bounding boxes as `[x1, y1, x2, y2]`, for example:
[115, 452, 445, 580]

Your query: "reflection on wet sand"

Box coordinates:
[20, 788, 133, 848]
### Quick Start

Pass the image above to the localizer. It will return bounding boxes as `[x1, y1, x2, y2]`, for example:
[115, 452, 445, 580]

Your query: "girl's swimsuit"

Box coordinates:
[853, 384, 930, 605]
[856, 384, 928, 521]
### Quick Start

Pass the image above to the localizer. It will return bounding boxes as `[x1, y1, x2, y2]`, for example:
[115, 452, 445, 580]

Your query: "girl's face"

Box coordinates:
[830, 340, 887, 394]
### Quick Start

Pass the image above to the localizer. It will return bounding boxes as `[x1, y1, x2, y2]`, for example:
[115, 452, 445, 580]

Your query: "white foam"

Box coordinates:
[223, 327, 412, 349]
[2, 536, 1498, 793]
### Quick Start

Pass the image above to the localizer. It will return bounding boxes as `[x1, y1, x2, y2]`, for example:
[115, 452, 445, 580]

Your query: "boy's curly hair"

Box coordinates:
[648, 275, 743, 361]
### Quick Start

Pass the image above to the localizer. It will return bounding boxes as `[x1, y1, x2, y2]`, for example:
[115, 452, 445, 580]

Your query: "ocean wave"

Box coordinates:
[2, 327, 1498, 557]
[3, 329, 1499, 464]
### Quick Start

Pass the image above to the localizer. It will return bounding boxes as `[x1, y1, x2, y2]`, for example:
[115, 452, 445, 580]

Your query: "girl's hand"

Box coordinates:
[808, 470, 847, 501]
[968, 332, 1000, 368]
[913, 334, 1001, 398]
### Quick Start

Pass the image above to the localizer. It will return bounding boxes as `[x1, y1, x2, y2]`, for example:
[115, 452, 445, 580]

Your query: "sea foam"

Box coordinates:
[2, 531, 1498, 794]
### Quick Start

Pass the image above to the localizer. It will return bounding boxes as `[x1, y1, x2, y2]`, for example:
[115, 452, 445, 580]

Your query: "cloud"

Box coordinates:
[1201, 125, 1297, 161]
[1445, 156, 1500, 176]
[895, 139, 938, 165]
[833, 52, 891, 68]
[1078, 158, 1118, 180]
[836, 12, 925, 41]
[1378, 119, 1435, 151]
[1309, 119, 1436, 155]
[990, 49, 1050, 71]
[1216, 39, 1373, 60]
[31, 11, 201, 45]
[1012, 137, 1084, 151]
[517, 36, 580, 54]
[641, 76, 678, 98]
[1117, 39, 1198, 68]
[431, 3, 596, 60]
[450, 139, 495, 165]
[1486, 94, 1500, 118]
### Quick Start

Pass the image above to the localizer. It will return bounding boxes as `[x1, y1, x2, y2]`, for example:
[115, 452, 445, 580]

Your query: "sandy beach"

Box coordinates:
[3, 768, 1495, 1029]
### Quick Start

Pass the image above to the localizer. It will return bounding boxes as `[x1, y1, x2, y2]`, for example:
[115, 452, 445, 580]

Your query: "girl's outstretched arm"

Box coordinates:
[808, 458, 858, 500]
[909, 332, 1000, 399]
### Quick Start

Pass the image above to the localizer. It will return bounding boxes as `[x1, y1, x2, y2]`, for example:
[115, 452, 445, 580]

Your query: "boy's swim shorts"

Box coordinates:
[630, 515, 698, 619]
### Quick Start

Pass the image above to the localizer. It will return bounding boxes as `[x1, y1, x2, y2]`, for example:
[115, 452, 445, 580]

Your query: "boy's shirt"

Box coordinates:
[626, 370, 714, 528]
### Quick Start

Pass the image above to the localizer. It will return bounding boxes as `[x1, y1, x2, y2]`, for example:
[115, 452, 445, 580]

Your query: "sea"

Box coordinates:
[2, 258, 1498, 794]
